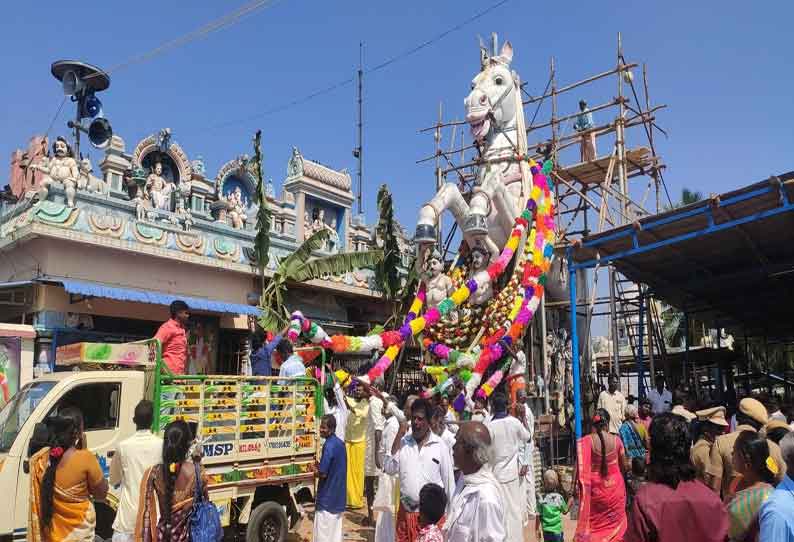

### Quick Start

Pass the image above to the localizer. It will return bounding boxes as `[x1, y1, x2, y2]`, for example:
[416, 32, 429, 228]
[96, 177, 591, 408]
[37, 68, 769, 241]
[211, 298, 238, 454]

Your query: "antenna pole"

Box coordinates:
[356, 42, 364, 215]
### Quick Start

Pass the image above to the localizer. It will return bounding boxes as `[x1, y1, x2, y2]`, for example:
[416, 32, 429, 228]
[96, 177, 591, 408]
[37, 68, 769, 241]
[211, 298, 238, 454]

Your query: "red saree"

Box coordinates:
[575, 434, 627, 542]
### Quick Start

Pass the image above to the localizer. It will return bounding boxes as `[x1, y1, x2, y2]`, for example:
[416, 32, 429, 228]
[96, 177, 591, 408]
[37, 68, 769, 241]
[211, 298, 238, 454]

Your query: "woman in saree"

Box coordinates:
[29, 407, 109, 542]
[726, 431, 776, 542]
[136, 420, 207, 542]
[619, 405, 647, 463]
[575, 408, 628, 542]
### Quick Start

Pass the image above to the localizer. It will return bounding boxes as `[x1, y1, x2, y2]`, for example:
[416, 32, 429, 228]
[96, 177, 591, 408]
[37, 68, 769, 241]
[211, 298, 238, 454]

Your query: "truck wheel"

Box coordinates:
[246, 501, 288, 542]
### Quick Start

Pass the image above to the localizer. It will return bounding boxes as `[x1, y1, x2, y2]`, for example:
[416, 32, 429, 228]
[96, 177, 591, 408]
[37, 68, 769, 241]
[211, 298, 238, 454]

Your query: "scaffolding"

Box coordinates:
[417, 33, 669, 423]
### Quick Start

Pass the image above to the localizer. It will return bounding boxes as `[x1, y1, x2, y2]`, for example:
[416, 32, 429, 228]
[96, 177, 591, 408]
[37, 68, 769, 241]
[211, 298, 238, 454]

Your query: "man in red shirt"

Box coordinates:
[154, 300, 189, 374]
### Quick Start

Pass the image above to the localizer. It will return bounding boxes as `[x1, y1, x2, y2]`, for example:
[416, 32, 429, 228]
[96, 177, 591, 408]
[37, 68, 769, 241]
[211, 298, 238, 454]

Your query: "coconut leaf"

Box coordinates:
[279, 229, 333, 278]
[290, 250, 383, 283]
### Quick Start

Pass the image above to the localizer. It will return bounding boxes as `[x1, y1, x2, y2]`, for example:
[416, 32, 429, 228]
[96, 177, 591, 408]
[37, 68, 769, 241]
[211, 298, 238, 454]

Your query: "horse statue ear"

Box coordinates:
[500, 41, 514, 64]
[480, 47, 489, 69]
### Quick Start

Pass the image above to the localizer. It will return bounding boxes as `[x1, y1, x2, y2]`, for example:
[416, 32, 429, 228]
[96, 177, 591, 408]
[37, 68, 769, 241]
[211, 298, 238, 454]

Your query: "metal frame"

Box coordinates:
[566, 180, 794, 439]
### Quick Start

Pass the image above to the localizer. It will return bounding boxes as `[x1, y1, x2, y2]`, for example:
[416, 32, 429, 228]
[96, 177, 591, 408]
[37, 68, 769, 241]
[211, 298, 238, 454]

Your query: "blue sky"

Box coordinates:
[2, 0, 793, 233]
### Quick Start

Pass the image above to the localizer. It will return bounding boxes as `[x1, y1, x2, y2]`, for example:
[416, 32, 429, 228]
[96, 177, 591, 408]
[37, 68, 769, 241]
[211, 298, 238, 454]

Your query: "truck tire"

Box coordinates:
[246, 501, 288, 542]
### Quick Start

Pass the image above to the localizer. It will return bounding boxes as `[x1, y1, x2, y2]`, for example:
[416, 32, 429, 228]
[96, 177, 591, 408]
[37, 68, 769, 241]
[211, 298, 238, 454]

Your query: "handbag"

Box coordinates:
[189, 462, 223, 542]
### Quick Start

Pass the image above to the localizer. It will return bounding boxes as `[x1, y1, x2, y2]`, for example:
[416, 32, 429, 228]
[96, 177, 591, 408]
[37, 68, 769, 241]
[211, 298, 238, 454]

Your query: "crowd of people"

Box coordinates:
[580, 373, 794, 542]
[28, 400, 210, 542]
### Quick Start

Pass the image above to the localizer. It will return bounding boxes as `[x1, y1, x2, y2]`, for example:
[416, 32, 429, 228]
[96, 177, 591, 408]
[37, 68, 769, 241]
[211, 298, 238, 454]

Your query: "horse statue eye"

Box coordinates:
[495, 76, 503, 85]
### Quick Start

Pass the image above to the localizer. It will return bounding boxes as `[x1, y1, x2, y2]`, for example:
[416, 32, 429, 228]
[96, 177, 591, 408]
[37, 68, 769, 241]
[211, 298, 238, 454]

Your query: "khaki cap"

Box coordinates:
[766, 419, 791, 433]
[695, 406, 729, 427]
[671, 404, 696, 422]
[739, 398, 768, 425]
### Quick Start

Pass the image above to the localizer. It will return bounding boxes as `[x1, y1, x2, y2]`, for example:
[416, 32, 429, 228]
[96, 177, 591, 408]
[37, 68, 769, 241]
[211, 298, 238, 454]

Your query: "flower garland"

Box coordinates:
[283, 158, 554, 390]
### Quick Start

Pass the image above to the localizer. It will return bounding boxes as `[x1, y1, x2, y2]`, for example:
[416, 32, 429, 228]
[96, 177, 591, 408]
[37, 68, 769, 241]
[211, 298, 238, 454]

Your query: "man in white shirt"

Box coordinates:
[323, 372, 349, 441]
[516, 389, 537, 520]
[384, 398, 455, 542]
[486, 392, 530, 542]
[374, 395, 402, 542]
[597, 373, 626, 434]
[109, 400, 162, 542]
[444, 421, 506, 542]
[646, 375, 672, 415]
[365, 378, 386, 525]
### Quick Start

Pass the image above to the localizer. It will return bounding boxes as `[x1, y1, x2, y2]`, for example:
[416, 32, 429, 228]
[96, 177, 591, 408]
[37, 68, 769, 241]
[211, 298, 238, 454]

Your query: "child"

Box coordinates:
[536, 469, 572, 542]
[417, 483, 446, 542]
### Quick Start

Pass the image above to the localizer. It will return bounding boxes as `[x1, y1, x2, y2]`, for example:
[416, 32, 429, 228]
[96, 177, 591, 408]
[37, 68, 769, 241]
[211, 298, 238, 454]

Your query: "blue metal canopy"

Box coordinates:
[58, 278, 260, 316]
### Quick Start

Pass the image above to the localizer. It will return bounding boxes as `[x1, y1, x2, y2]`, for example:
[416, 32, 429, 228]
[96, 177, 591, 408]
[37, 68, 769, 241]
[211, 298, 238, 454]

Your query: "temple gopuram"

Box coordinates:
[0, 129, 411, 379]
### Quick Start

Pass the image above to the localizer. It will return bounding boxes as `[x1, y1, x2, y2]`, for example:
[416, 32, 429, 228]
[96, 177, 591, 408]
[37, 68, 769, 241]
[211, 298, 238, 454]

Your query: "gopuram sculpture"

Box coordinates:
[227, 187, 248, 229]
[78, 158, 108, 195]
[146, 162, 173, 211]
[31, 137, 80, 207]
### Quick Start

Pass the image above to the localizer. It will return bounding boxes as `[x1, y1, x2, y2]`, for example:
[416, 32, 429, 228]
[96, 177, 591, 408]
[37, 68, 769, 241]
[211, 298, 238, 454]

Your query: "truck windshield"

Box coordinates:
[0, 381, 56, 453]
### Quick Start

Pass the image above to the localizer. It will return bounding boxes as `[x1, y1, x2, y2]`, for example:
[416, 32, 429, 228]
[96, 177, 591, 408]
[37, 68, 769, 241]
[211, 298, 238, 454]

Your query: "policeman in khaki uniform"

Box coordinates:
[691, 406, 729, 488]
[706, 397, 786, 499]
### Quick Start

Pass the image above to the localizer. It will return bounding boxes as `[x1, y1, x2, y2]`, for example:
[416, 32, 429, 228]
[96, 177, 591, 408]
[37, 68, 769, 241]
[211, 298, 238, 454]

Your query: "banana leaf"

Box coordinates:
[289, 249, 383, 283]
[279, 229, 333, 278]
[258, 304, 284, 331]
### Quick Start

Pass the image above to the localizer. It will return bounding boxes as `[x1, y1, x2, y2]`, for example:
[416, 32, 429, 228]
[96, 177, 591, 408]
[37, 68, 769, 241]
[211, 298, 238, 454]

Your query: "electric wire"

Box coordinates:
[209, 0, 511, 131]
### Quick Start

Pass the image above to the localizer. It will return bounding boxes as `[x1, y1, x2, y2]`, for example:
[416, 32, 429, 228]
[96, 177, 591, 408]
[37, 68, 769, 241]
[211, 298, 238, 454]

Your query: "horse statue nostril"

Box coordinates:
[479, 95, 488, 105]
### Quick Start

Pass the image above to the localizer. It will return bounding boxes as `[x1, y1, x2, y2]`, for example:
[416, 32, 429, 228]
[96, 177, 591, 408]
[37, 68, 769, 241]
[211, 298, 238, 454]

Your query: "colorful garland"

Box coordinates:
[283, 158, 555, 393]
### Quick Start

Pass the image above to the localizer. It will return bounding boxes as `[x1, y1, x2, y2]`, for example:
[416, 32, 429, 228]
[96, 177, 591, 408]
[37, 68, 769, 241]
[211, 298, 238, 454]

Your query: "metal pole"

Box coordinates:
[637, 288, 645, 399]
[647, 294, 656, 384]
[540, 296, 550, 413]
[356, 42, 364, 215]
[684, 311, 690, 386]
[609, 266, 619, 375]
[570, 258, 583, 440]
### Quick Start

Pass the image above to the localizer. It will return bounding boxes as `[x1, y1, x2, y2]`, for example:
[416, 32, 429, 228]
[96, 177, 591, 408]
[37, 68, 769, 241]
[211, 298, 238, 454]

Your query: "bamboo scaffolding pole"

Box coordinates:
[523, 63, 638, 105]
[552, 171, 615, 227]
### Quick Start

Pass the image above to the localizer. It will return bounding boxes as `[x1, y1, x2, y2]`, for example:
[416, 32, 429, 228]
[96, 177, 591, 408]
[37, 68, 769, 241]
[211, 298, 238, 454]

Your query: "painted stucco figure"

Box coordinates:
[146, 161, 173, 211]
[31, 137, 80, 207]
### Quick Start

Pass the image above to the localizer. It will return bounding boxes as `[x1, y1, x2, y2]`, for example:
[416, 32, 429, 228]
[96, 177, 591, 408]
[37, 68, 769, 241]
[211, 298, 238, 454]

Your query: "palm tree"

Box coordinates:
[665, 187, 704, 211]
[258, 228, 383, 331]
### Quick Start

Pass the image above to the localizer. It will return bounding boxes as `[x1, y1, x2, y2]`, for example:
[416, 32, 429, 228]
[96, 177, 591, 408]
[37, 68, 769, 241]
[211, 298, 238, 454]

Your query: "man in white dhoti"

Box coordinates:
[313, 415, 346, 542]
[365, 378, 386, 525]
[486, 392, 530, 542]
[374, 395, 403, 542]
[444, 421, 507, 542]
[516, 388, 537, 521]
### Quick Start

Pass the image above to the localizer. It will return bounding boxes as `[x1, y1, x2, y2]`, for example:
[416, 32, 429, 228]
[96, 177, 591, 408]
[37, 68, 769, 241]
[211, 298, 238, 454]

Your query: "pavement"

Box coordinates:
[292, 504, 578, 541]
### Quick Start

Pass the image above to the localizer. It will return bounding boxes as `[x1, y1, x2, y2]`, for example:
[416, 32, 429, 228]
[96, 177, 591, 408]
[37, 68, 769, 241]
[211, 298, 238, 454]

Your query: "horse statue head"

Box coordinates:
[464, 41, 518, 144]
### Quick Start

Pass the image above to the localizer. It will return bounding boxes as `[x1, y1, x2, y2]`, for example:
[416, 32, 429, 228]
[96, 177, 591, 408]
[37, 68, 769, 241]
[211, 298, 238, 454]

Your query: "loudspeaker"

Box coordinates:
[81, 93, 102, 118]
[62, 70, 84, 97]
[87, 118, 112, 149]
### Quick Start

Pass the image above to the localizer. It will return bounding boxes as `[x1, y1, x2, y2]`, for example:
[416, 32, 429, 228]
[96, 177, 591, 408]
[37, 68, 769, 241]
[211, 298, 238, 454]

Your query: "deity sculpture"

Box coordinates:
[146, 162, 173, 211]
[265, 179, 275, 199]
[227, 187, 248, 229]
[303, 211, 311, 240]
[174, 199, 194, 231]
[424, 250, 455, 308]
[31, 137, 80, 207]
[78, 158, 108, 195]
[468, 244, 493, 305]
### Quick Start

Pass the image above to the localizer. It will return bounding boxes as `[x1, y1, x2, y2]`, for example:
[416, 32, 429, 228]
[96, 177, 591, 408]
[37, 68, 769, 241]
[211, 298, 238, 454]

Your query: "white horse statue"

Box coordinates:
[416, 39, 527, 262]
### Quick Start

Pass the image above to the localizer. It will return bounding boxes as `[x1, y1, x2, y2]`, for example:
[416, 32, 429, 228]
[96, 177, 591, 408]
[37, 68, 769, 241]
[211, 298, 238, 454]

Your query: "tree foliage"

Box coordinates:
[252, 130, 272, 292]
[373, 184, 403, 301]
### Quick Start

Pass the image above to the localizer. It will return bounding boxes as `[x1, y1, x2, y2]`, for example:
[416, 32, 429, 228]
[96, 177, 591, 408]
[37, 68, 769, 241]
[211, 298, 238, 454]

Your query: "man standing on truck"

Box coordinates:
[314, 414, 347, 542]
[250, 325, 290, 376]
[109, 400, 162, 542]
[155, 300, 190, 374]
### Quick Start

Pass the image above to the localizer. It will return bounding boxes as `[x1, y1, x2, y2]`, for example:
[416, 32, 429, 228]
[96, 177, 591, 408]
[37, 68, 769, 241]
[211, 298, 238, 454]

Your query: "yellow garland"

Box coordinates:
[384, 345, 400, 360]
[508, 295, 523, 321]
[450, 286, 470, 306]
